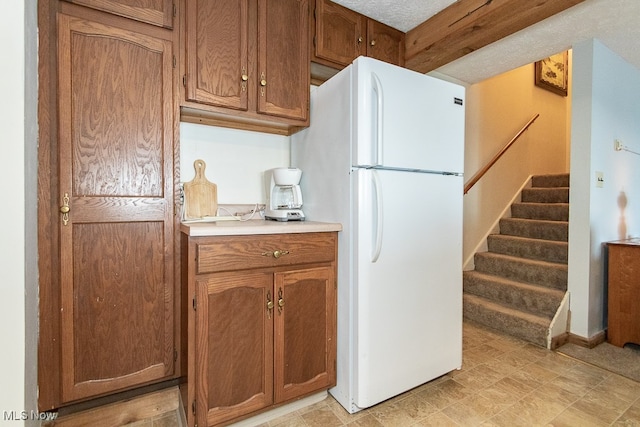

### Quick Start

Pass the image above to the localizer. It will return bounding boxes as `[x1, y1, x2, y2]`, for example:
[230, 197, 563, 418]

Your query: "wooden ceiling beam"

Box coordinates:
[404, 0, 586, 74]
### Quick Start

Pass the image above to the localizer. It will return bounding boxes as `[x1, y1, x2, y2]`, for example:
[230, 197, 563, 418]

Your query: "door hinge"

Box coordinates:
[192, 294, 197, 311]
[183, 75, 187, 87]
[192, 400, 196, 416]
[173, 348, 178, 362]
[173, 55, 177, 69]
[173, 3, 177, 17]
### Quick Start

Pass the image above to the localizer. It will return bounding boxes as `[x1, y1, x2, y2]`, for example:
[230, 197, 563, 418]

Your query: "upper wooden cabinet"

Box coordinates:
[311, 0, 404, 71]
[184, 0, 249, 111]
[257, 0, 309, 121]
[182, 0, 310, 135]
[313, 0, 365, 66]
[366, 19, 405, 66]
[61, 0, 175, 28]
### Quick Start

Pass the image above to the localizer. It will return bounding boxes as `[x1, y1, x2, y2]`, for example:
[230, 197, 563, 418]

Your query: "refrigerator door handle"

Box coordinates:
[371, 72, 384, 166]
[371, 170, 383, 262]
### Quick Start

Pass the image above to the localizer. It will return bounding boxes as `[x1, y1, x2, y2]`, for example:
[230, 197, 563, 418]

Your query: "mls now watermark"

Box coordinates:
[3, 410, 58, 421]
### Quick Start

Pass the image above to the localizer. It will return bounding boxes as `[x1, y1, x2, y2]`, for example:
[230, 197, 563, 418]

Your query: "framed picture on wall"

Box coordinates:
[535, 51, 568, 96]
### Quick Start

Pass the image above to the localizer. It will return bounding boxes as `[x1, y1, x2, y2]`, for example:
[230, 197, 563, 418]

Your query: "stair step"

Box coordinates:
[532, 173, 570, 188]
[499, 217, 568, 242]
[511, 202, 569, 221]
[463, 294, 549, 347]
[487, 234, 568, 263]
[462, 173, 571, 348]
[463, 271, 564, 318]
[473, 252, 567, 290]
[521, 187, 569, 203]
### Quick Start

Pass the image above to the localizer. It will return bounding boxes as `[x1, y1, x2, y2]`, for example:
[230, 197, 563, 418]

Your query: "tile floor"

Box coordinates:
[260, 321, 640, 426]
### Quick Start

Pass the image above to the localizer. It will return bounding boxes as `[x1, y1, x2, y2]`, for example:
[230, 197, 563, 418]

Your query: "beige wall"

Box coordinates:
[462, 59, 571, 267]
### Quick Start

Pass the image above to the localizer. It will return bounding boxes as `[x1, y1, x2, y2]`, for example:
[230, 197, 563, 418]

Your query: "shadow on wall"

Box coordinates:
[618, 191, 628, 240]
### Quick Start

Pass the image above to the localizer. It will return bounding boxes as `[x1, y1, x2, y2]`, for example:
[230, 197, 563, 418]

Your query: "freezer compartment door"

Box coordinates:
[352, 57, 465, 173]
[352, 168, 463, 409]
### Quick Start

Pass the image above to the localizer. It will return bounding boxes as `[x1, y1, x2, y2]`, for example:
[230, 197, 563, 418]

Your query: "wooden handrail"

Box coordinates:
[463, 113, 540, 194]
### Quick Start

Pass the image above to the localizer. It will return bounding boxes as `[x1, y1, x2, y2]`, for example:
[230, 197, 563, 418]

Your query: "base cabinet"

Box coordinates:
[607, 239, 640, 347]
[183, 232, 337, 426]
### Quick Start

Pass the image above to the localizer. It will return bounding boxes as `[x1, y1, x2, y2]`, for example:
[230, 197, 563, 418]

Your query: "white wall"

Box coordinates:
[2, 1, 38, 425]
[463, 62, 570, 265]
[568, 39, 640, 338]
[180, 123, 290, 204]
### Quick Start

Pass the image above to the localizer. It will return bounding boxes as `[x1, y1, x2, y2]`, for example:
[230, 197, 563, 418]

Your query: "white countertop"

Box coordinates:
[181, 219, 342, 237]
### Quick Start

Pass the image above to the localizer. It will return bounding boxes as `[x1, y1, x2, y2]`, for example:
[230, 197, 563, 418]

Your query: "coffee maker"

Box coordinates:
[264, 167, 305, 221]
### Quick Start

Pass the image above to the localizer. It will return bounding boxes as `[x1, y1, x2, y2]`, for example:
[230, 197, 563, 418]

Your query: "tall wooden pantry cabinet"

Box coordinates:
[38, 0, 180, 409]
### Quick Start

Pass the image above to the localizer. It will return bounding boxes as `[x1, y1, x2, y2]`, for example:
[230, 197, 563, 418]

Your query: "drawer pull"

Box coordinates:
[261, 250, 290, 259]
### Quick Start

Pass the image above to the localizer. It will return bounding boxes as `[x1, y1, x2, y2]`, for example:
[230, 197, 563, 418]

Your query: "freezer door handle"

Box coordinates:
[371, 72, 384, 166]
[371, 170, 383, 262]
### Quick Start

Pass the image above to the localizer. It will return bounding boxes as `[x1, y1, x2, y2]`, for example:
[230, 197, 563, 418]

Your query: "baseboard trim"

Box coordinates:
[550, 332, 569, 350]
[231, 392, 328, 427]
[567, 330, 607, 349]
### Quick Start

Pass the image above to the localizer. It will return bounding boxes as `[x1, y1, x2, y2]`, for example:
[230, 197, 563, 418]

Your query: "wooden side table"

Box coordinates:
[607, 238, 640, 347]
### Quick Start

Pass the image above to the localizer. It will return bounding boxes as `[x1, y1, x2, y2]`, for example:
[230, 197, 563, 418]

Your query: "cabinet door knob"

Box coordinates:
[266, 291, 274, 318]
[357, 36, 363, 43]
[260, 79, 267, 87]
[277, 287, 284, 314]
[241, 67, 248, 92]
[370, 39, 376, 46]
[60, 192, 70, 225]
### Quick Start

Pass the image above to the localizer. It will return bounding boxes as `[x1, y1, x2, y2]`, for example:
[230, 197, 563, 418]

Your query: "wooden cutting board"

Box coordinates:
[183, 159, 218, 219]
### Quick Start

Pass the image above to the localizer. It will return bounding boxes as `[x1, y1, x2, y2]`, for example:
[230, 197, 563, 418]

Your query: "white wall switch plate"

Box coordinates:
[596, 171, 604, 188]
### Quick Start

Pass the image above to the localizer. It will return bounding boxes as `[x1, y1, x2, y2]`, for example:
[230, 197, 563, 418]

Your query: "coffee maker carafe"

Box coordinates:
[265, 168, 305, 221]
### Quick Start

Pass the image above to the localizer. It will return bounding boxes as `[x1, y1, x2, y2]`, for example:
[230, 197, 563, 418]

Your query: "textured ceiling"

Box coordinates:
[331, 0, 456, 32]
[331, 0, 640, 85]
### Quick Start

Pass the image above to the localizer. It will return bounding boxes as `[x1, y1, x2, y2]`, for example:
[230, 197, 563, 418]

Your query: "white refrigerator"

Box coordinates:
[291, 56, 464, 413]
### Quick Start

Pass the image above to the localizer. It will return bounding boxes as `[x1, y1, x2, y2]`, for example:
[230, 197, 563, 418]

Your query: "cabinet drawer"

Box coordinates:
[196, 232, 336, 274]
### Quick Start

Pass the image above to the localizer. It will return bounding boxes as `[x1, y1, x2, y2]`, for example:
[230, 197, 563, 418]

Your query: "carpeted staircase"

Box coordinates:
[463, 173, 569, 348]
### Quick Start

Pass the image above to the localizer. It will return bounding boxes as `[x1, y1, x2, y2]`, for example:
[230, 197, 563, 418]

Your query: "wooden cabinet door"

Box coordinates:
[257, 0, 309, 121]
[185, 0, 249, 110]
[57, 14, 175, 403]
[274, 266, 336, 403]
[62, 0, 174, 28]
[196, 273, 274, 426]
[366, 19, 405, 66]
[313, 0, 365, 67]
